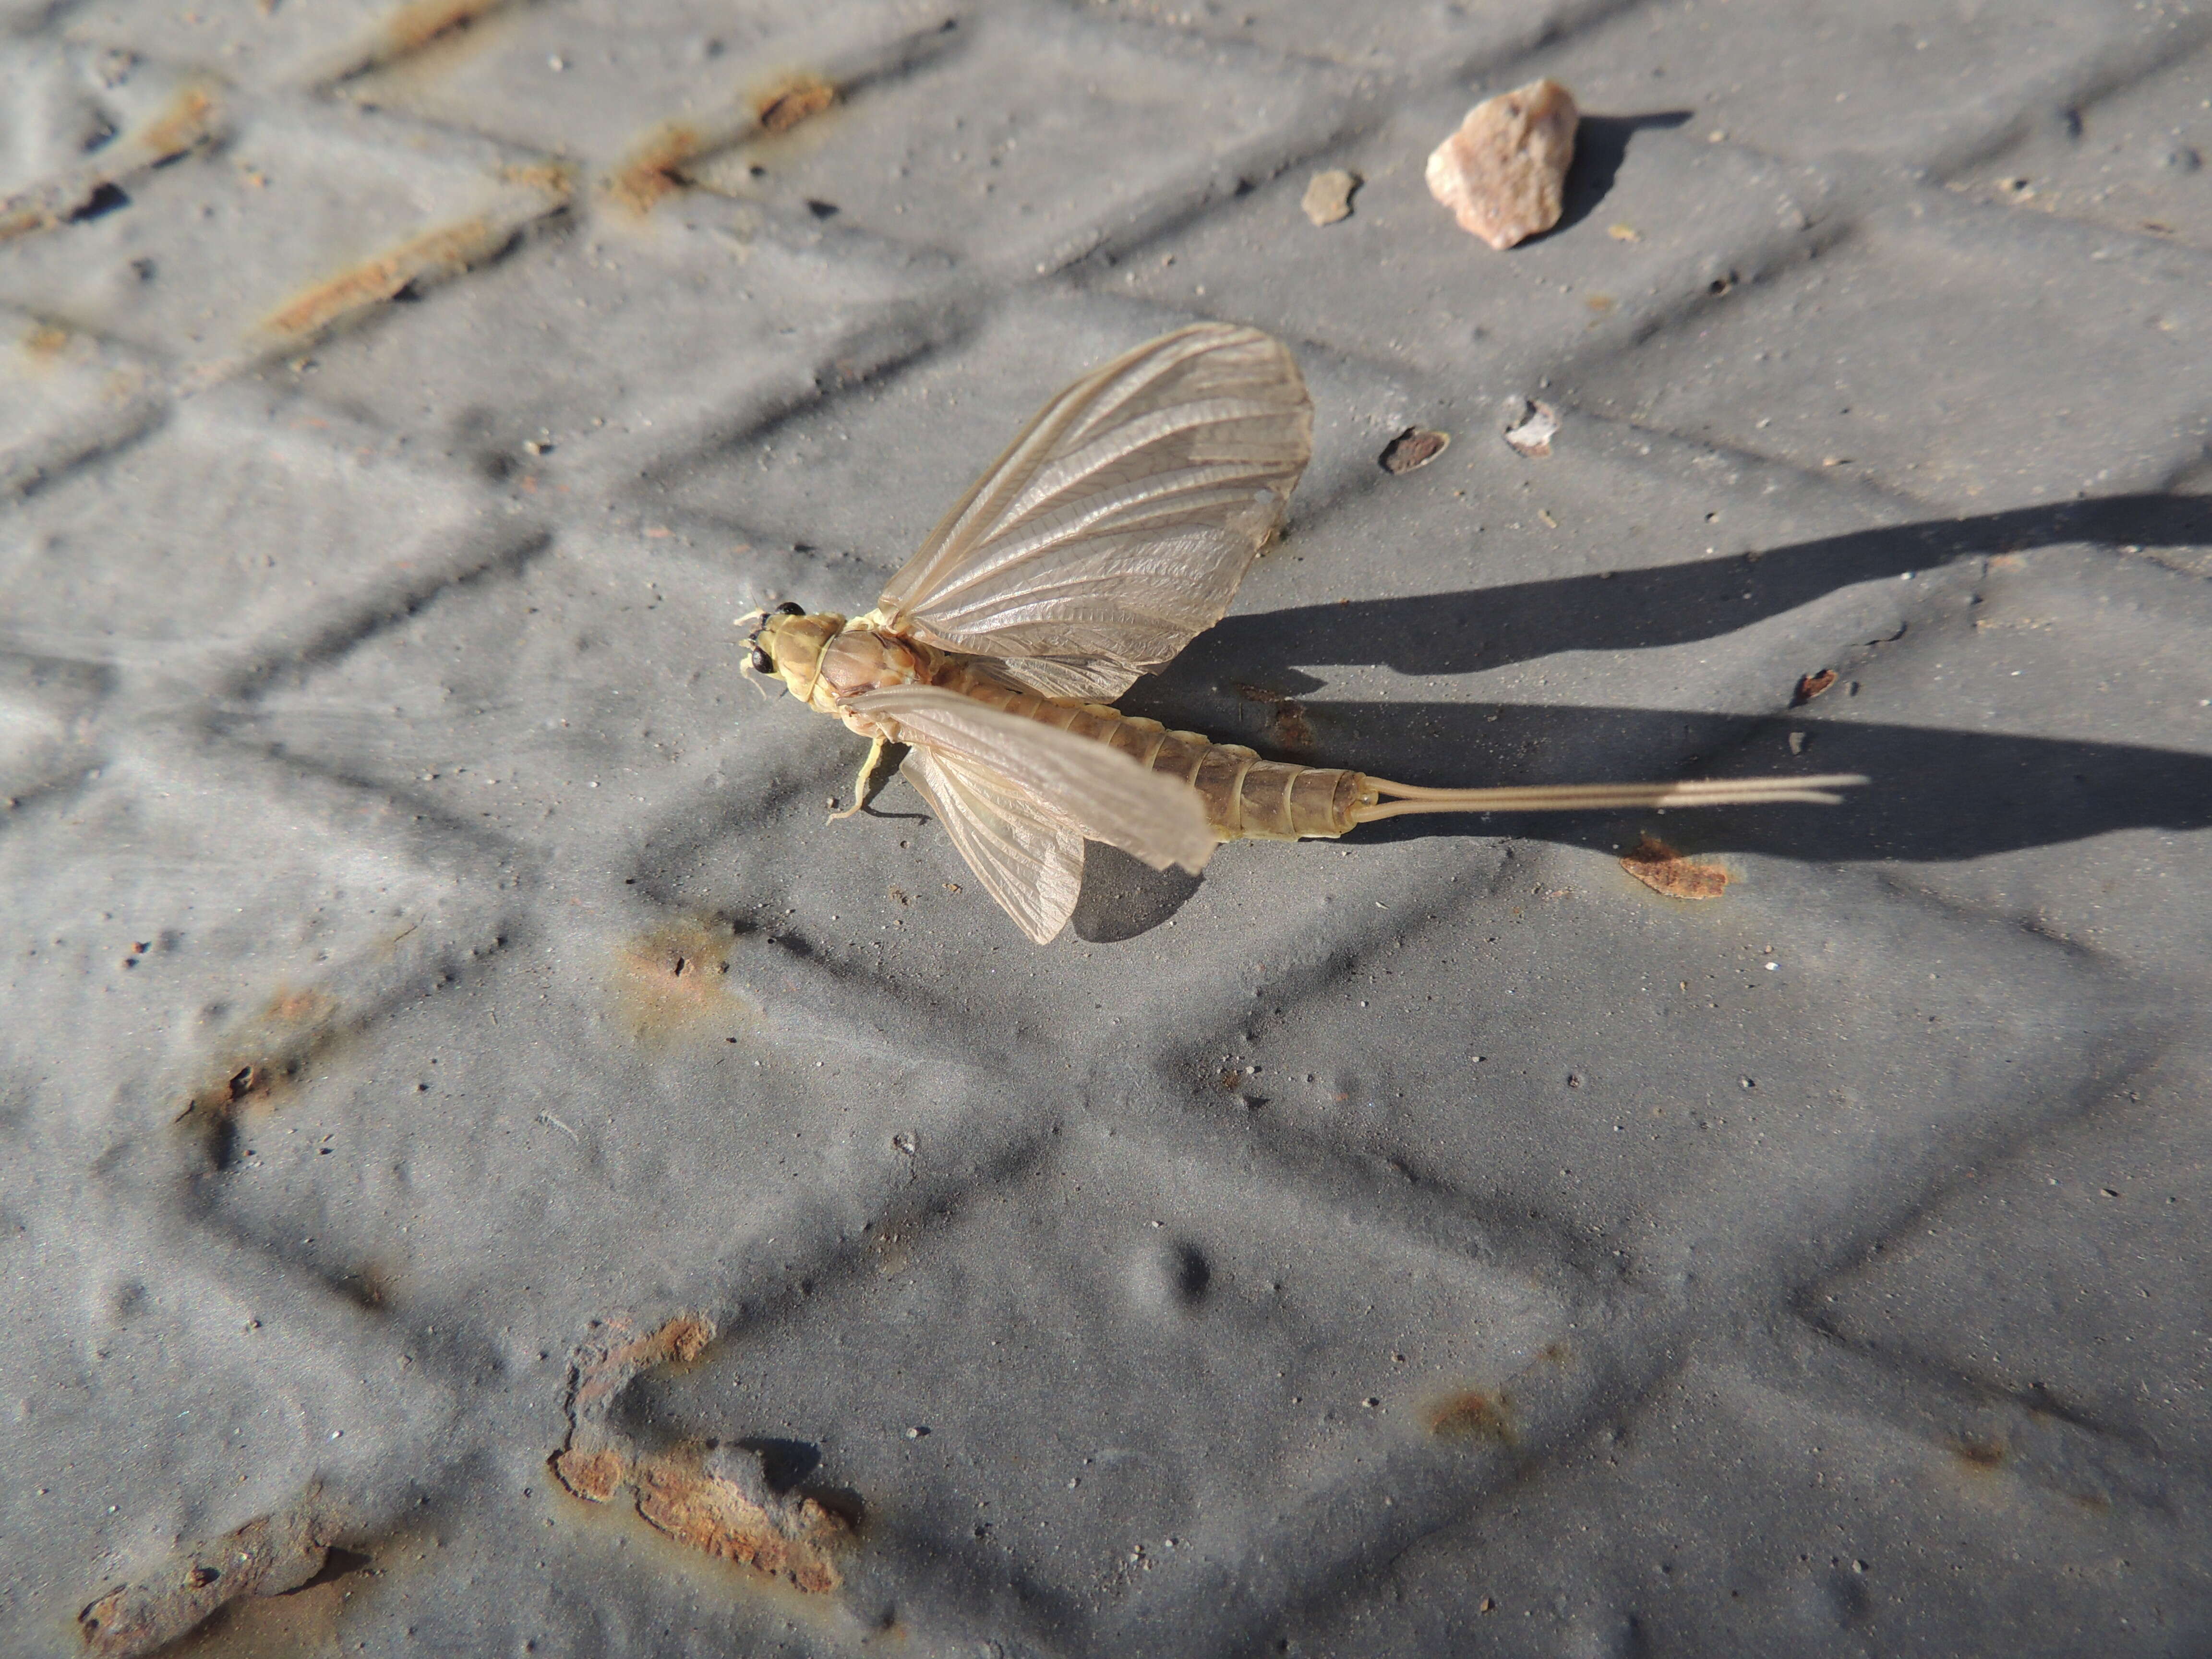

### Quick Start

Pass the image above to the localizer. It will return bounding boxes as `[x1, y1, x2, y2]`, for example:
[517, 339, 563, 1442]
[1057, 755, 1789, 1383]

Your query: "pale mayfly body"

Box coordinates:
[744, 323, 1863, 944]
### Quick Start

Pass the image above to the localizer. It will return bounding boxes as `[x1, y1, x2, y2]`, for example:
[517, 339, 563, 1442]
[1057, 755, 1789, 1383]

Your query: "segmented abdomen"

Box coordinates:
[933, 662, 1375, 841]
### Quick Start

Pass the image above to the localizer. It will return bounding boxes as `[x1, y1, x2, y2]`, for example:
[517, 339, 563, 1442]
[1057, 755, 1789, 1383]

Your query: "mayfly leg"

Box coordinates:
[1348, 772, 1869, 823]
[827, 734, 892, 823]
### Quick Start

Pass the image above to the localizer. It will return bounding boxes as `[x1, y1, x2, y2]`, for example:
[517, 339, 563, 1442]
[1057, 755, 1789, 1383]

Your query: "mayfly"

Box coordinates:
[744, 324, 1863, 943]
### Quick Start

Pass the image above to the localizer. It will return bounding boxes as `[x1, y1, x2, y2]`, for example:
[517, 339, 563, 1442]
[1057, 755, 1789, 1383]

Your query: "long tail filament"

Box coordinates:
[1349, 772, 1867, 824]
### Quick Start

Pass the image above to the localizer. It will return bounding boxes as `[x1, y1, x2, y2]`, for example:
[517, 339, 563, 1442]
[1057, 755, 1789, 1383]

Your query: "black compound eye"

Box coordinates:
[774, 601, 805, 617]
[748, 646, 774, 674]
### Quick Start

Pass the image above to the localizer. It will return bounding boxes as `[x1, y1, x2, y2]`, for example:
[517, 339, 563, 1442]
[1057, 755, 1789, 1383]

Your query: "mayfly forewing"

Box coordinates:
[900, 747, 1084, 945]
[850, 686, 1214, 876]
[866, 323, 1313, 691]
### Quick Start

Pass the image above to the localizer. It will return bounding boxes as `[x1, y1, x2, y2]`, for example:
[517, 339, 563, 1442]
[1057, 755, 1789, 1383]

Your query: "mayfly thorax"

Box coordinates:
[742, 324, 1863, 943]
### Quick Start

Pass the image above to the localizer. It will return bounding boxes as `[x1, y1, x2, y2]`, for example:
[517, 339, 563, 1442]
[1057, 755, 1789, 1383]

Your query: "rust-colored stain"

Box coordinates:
[259, 218, 507, 344]
[22, 321, 70, 359]
[662, 1316, 713, 1363]
[635, 1454, 848, 1593]
[566, 1314, 718, 1431]
[1427, 1388, 1517, 1443]
[553, 1314, 852, 1594]
[498, 161, 578, 206]
[382, 0, 507, 57]
[79, 1505, 336, 1658]
[266, 988, 337, 1025]
[608, 123, 704, 214]
[608, 72, 836, 213]
[180, 987, 344, 1149]
[755, 74, 838, 135]
[137, 87, 219, 162]
[1379, 427, 1451, 474]
[614, 917, 753, 1040]
[554, 1446, 626, 1503]
[1620, 836, 1729, 901]
[0, 86, 218, 242]
[1951, 1434, 2006, 1472]
[1792, 667, 1839, 705]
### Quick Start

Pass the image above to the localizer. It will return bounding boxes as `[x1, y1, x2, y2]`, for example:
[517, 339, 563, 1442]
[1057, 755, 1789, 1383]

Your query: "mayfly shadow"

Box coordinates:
[744, 324, 1863, 943]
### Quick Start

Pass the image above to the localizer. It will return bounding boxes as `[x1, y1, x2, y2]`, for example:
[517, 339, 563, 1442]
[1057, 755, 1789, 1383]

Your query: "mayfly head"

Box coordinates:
[745, 603, 846, 709]
[739, 601, 804, 673]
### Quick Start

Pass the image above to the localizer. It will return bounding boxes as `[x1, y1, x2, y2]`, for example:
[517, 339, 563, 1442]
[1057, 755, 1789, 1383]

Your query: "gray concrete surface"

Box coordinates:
[4, 0, 2211, 1654]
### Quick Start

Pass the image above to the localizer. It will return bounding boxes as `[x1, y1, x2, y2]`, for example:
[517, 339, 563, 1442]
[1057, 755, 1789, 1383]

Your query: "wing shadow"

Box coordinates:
[1280, 700, 2212, 864]
[1178, 493, 2210, 690]
[1067, 492, 2210, 938]
[1076, 694, 2212, 918]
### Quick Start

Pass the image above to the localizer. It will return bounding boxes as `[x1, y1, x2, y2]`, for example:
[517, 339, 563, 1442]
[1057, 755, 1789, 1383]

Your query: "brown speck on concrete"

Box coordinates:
[267, 988, 335, 1024]
[135, 87, 218, 160]
[1425, 78, 1578, 249]
[498, 161, 578, 205]
[1427, 1388, 1517, 1444]
[755, 74, 837, 135]
[1951, 1435, 2006, 1472]
[613, 918, 752, 1040]
[1379, 427, 1450, 474]
[1620, 837, 1729, 901]
[609, 123, 705, 214]
[1793, 668, 1839, 705]
[179, 986, 344, 1157]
